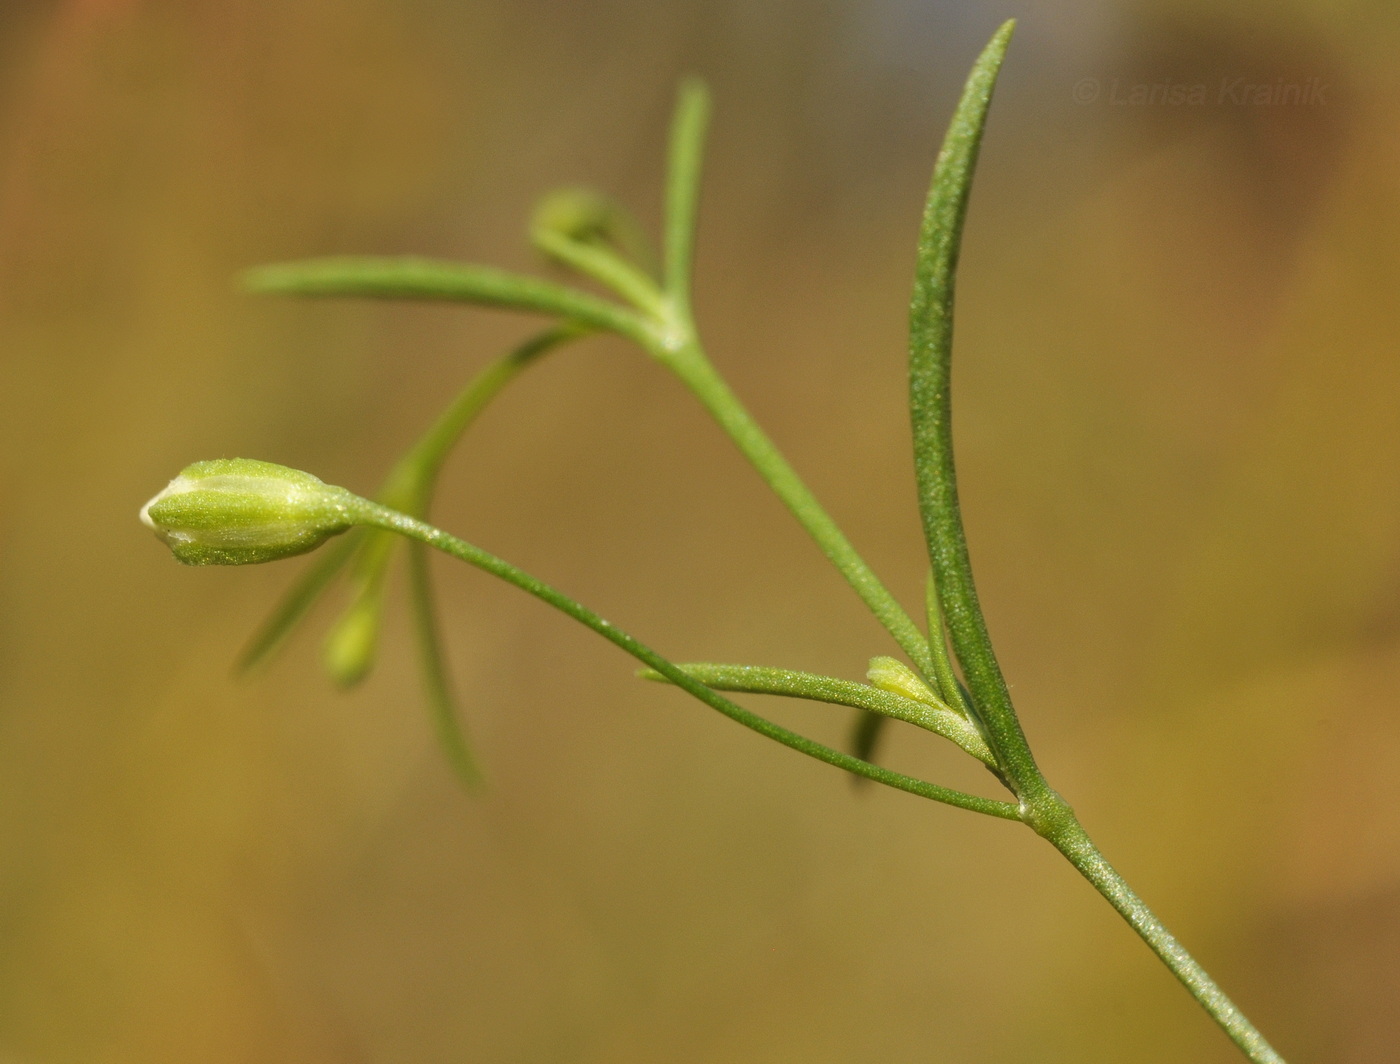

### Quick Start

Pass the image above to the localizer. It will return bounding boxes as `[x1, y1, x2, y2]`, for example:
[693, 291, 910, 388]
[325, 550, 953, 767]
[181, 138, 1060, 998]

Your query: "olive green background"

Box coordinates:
[2, 1, 1399, 1061]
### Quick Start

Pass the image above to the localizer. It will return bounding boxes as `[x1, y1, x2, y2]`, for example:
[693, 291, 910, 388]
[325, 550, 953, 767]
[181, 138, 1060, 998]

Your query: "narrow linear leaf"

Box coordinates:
[244, 257, 648, 341]
[239, 326, 587, 680]
[908, 20, 1042, 789]
[638, 662, 994, 765]
[663, 78, 711, 313]
[401, 323, 592, 491]
[235, 529, 363, 673]
[321, 532, 395, 687]
[923, 570, 977, 722]
[408, 540, 483, 791]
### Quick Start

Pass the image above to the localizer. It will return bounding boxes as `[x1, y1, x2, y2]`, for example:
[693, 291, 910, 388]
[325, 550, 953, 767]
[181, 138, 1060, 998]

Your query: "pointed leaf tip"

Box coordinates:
[908, 21, 1035, 787]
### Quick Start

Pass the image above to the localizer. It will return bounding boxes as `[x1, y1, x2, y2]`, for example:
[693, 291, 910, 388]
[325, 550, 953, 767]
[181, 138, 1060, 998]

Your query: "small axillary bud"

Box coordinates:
[140, 458, 358, 566]
[867, 656, 940, 706]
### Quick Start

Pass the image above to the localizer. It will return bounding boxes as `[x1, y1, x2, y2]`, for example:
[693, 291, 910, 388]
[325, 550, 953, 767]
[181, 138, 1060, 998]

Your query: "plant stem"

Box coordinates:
[654, 78, 931, 738]
[1030, 801, 1286, 1064]
[656, 337, 939, 682]
[352, 498, 1020, 821]
[906, 23, 1287, 1061]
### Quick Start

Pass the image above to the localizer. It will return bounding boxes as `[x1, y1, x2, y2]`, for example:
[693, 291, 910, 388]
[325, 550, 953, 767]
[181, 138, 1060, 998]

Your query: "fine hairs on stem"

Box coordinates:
[142, 21, 1293, 1063]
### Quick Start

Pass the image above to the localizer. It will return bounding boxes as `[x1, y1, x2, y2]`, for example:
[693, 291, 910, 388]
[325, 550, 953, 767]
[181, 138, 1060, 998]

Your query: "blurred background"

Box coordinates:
[2, 0, 1399, 1060]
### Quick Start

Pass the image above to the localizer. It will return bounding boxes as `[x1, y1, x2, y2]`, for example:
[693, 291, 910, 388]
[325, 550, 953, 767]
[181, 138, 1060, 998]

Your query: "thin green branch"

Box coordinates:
[638, 661, 995, 764]
[243, 257, 650, 343]
[660, 344, 938, 684]
[655, 82, 927, 754]
[352, 498, 1020, 821]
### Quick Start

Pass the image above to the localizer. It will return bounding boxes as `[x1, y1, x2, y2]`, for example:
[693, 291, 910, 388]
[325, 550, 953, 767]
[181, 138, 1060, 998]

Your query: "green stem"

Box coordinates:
[654, 78, 926, 750]
[1032, 803, 1286, 1064]
[906, 24, 1286, 1061]
[657, 339, 938, 682]
[352, 498, 1020, 821]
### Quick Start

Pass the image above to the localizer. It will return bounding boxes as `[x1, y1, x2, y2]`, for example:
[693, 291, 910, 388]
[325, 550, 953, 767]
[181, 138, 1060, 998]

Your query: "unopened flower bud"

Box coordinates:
[322, 583, 385, 687]
[867, 656, 940, 706]
[140, 458, 358, 566]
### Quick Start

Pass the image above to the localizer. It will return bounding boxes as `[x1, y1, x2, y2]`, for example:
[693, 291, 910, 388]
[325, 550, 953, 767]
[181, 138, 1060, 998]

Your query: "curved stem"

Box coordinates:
[653, 79, 930, 743]
[1037, 805, 1286, 1064]
[352, 499, 1020, 821]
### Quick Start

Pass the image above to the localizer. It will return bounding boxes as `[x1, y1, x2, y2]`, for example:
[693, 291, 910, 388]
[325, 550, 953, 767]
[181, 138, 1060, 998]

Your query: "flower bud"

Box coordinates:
[140, 458, 357, 566]
[867, 656, 940, 706]
[322, 578, 386, 687]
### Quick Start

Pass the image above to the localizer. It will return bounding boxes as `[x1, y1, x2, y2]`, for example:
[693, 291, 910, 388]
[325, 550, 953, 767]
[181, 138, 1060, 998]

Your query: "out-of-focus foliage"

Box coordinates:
[2, 1, 1399, 1061]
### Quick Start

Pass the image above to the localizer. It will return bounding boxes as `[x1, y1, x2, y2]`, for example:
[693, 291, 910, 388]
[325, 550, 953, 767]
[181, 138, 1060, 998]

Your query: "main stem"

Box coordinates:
[905, 24, 1284, 1061]
[1027, 800, 1285, 1064]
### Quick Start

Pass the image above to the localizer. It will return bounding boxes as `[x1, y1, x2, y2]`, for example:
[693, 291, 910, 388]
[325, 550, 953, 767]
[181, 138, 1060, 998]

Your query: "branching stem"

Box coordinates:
[352, 498, 1020, 821]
